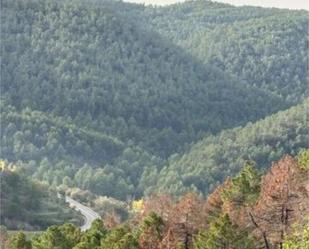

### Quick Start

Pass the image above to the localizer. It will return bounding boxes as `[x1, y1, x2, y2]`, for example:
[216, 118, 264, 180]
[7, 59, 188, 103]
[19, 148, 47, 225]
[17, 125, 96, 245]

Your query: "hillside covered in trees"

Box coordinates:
[1, 0, 308, 202]
[1, 103, 163, 199]
[153, 99, 309, 196]
[1, 0, 284, 160]
[138, 0, 309, 102]
[0, 161, 81, 230]
[4, 153, 309, 249]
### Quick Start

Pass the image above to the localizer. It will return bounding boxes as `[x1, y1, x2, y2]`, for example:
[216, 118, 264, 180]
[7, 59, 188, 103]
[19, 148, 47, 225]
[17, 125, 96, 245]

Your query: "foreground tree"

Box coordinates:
[32, 224, 81, 249]
[0, 226, 9, 249]
[8, 232, 31, 249]
[193, 214, 256, 249]
[249, 155, 309, 248]
[101, 226, 138, 249]
[79, 219, 106, 248]
[139, 212, 165, 249]
[222, 161, 261, 205]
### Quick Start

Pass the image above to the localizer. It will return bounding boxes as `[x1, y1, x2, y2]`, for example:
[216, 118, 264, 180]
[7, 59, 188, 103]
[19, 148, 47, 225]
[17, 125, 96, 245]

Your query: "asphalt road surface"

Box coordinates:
[65, 196, 101, 231]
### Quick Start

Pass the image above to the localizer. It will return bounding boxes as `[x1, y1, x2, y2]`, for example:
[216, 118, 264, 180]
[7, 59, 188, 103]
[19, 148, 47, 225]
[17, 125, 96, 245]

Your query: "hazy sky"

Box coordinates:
[124, 0, 309, 10]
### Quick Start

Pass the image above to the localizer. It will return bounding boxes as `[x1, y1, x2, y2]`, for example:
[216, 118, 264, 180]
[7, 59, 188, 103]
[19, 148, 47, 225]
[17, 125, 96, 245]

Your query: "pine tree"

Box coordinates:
[193, 214, 256, 249]
[222, 161, 261, 205]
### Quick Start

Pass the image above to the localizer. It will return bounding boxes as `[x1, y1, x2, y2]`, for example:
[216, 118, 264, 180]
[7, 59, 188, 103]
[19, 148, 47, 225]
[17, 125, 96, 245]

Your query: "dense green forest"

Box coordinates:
[3, 0, 307, 201]
[1, 0, 284, 160]
[1, 0, 309, 200]
[1, 104, 162, 199]
[0, 161, 81, 230]
[138, 1, 309, 102]
[1, 0, 308, 226]
[153, 99, 309, 196]
[3, 98, 306, 199]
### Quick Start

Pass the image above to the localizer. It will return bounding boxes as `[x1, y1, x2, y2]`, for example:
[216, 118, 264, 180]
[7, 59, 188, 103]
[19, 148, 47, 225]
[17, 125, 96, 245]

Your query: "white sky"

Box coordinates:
[124, 0, 309, 10]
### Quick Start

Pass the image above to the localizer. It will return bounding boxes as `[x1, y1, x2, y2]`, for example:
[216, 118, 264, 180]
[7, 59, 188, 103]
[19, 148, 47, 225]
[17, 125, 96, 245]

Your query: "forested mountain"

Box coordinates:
[153, 99, 309, 196]
[1, 0, 283, 160]
[180, 14, 309, 101]
[1, 0, 308, 204]
[0, 161, 81, 230]
[1, 0, 309, 246]
[139, 0, 309, 102]
[4, 153, 309, 249]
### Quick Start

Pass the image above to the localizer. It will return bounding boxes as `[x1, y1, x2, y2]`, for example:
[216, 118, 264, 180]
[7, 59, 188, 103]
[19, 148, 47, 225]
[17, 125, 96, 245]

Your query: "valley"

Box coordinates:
[1, 0, 308, 248]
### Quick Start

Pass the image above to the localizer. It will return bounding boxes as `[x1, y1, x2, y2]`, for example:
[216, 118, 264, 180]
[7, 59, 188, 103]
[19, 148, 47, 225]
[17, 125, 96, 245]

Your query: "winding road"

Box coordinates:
[65, 196, 101, 231]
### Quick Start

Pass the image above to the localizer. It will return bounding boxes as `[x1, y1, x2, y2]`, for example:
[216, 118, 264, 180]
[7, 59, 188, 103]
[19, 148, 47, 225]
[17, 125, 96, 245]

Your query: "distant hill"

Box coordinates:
[139, 0, 309, 102]
[153, 99, 309, 196]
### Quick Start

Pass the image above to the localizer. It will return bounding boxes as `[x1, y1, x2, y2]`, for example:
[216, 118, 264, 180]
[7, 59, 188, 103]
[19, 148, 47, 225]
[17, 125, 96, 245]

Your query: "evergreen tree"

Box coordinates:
[193, 214, 256, 249]
[8, 232, 31, 249]
[222, 161, 261, 205]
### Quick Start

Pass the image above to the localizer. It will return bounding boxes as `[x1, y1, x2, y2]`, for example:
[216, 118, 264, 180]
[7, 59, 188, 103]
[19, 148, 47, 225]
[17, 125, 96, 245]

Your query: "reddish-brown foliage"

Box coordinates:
[139, 227, 162, 249]
[135, 155, 309, 249]
[137, 193, 207, 249]
[249, 156, 309, 248]
[103, 212, 121, 229]
[0, 228, 9, 249]
[204, 179, 230, 216]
